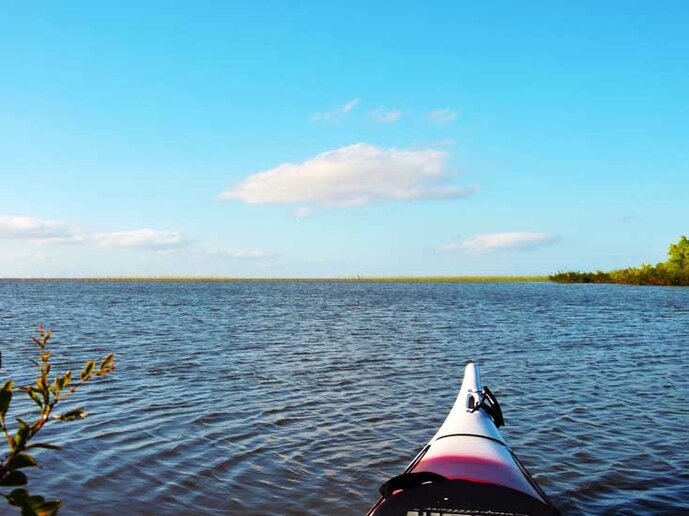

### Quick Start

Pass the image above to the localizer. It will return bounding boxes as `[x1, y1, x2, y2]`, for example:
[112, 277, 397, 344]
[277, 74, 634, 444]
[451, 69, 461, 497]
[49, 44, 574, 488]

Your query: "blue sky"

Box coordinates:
[1, 1, 688, 276]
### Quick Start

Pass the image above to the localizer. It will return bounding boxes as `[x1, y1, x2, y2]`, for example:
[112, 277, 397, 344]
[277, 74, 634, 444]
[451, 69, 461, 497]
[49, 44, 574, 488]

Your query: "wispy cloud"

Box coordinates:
[220, 143, 473, 207]
[197, 248, 276, 260]
[369, 107, 402, 124]
[0, 216, 81, 241]
[0, 215, 201, 255]
[293, 207, 313, 219]
[341, 98, 359, 113]
[428, 108, 457, 125]
[310, 98, 360, 122]
[93, 229, 187, 250]
[439, 232, 559, 253]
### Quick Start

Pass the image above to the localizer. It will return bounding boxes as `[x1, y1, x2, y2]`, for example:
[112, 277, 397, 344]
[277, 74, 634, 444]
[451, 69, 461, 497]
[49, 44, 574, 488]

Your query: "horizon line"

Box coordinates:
[0, 275, 549, 283]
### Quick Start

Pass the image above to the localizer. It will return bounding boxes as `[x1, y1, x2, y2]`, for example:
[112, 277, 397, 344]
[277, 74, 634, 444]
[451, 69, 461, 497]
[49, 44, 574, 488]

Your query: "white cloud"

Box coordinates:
[93, 229, 187, 250]
[197, 249, 275, 260]
[428, 108, 458, 125]
[220, 143, 472, 207]
[310, 98, 360, 122]
[369, 107, 402, 124]
[439, 232, 559, 253]
[0, 216, 194, 253]
[0, 216, 80, 241]
[342, 98, 359, 113]
[293, 207, 313, 219]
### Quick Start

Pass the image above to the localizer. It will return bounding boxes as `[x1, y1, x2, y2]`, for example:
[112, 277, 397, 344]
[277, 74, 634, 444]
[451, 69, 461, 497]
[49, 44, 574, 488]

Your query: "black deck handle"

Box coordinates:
[483, 386, 505, 428]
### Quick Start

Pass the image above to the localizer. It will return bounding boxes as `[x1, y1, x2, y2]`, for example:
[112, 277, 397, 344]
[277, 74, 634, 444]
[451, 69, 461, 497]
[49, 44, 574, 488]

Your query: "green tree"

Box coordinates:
[0, 326, 115, 515]
[667, 235, 689, 271]
[550, 235, 689, 286]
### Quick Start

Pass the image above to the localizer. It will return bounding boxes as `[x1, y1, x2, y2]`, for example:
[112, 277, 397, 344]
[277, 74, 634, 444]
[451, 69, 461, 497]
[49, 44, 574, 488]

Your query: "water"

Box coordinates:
[0, 281, 687, 515]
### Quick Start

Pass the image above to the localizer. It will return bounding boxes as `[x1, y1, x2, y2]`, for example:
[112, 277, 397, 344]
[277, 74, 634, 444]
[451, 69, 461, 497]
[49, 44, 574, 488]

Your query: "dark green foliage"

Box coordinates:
[8, 454, 37, 471]
[0, 382, 13, 416]
[550, 236, 689, 286]
[667, 235, 689, 271]
[0, 472, 27, 487]
[53, 408, 88, 422]
[0, 326, 115, 514]
[548, 271, 612, 283]
[6, 488, 61, 516]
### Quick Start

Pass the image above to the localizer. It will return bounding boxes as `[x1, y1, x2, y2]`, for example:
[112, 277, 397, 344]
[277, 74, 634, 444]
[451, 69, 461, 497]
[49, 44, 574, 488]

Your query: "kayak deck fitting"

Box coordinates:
[368, 361, 559, 516]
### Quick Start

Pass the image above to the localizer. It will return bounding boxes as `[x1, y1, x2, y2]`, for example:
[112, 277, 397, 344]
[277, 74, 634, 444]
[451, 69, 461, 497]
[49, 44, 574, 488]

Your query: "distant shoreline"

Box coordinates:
[549, 236, 689, 286]
[0, 276, 548, 283]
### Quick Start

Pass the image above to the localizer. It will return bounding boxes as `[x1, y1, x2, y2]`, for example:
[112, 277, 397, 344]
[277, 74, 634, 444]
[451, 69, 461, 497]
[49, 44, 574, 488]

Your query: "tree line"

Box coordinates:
[550, 236, 689, 286]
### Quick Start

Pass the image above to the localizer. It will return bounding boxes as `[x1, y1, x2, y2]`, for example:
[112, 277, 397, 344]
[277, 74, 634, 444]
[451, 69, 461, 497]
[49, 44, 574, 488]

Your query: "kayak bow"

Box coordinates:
[368, 361, 559, 516]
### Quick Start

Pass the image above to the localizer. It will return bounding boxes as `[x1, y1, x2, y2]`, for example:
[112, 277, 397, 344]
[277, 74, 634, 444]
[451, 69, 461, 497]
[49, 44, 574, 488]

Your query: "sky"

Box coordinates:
[1, 1, 688, 277]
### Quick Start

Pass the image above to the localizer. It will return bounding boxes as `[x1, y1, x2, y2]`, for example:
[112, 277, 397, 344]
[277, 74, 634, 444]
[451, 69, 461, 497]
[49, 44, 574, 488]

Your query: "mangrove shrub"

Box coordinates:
[0, 326, 115, 515]
[550, 235, 689, 286]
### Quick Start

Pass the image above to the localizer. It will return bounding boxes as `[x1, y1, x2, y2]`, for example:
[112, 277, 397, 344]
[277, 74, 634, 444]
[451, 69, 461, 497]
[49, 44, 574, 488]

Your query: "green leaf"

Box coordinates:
[32, 499, 62, 516]
[5, 488, 60, 515]
[16, 418, 29, 433]
[26, 442, 61, 451]
[98, 353, 115, 375]
[8, 453, 38, 470]
[6, 488, 29, 505]
[14, 418, 30, 448]
[36, 376, 48, 394]
[26, 495, 46, 507]
[54, 371, 73, 392]
[53, 407, 88, 421]
[80, 360, 96, 381]
[0, 470, 28, 486]
[26, 388, 43, 408]
[0, 379, 13, 416]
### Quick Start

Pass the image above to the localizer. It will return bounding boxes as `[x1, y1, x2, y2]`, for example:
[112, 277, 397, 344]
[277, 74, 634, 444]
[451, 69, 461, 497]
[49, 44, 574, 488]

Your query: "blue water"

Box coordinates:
[0, 281, 687, 514]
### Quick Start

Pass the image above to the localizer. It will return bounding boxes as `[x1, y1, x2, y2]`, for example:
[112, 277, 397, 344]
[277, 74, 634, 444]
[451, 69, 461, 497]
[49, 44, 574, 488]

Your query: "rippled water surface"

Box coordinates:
[0, 281, 688, 515]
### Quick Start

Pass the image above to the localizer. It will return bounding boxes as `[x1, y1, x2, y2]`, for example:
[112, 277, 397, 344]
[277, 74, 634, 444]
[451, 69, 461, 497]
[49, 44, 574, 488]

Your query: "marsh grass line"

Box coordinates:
[0, 276, 548, 283]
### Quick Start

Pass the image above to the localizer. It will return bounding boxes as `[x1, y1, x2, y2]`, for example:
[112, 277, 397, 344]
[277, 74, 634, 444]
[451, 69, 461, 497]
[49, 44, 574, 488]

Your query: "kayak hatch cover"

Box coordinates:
[367, 361, 560, 516]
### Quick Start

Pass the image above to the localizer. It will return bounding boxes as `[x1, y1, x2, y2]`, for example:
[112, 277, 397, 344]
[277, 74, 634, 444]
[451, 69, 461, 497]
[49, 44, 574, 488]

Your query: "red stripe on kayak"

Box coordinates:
[412, 455, 540, 498]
